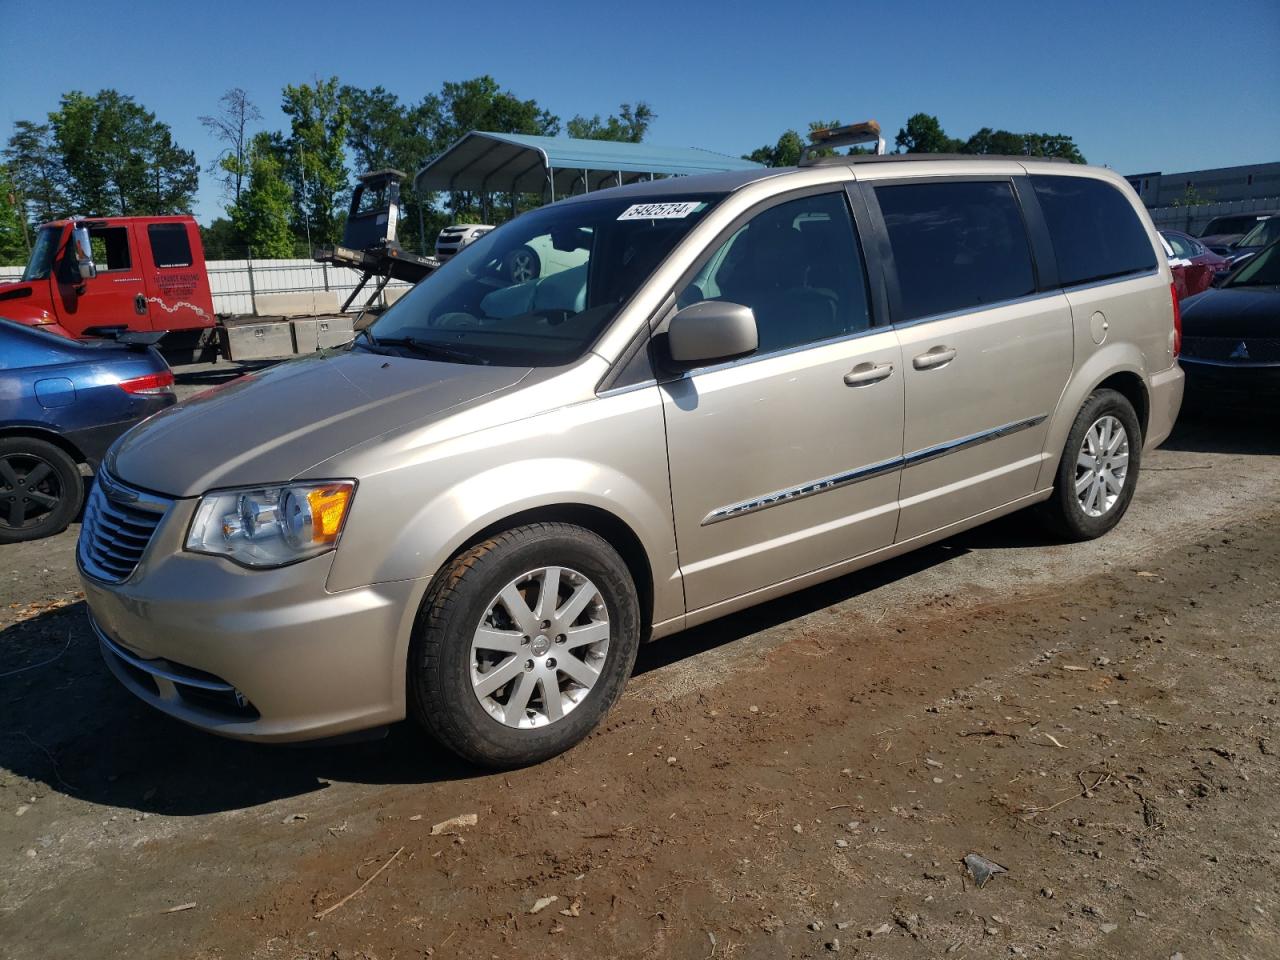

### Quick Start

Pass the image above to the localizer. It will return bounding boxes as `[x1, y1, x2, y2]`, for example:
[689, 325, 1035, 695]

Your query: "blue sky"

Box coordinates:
[2, 0, 1277, 224]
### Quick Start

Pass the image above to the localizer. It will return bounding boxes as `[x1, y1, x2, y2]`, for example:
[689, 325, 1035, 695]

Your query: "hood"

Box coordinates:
[1181, 285, 1280, 339]
[107, 349, 530, 497]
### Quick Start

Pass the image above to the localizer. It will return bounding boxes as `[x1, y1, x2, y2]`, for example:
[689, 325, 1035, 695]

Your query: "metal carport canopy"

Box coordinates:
[413, 131, 764, 198]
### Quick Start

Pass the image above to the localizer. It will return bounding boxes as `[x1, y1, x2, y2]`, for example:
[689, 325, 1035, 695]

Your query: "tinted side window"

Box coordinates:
[148, 224, 193, 268]
[875, 180, 1035, 322]
[677, 192, 871, 354]
[1031, 176, 1156, 286]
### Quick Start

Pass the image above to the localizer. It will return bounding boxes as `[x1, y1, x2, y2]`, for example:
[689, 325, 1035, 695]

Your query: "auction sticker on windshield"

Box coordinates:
[617, 201, 706, 221]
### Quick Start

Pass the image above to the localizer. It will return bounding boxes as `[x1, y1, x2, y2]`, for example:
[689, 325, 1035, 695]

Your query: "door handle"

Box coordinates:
[843, 362, 894, 387]
[134, 294, 147, 316]
[913, 346, 957, 370]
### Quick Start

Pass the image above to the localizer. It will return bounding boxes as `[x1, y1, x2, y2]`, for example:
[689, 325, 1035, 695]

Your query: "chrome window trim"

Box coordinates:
[1058, 265, 1160, 294]
[596, 378, 659, 398]
[674, 324, 886, 381]
[888, 288, 1063, 331]
[700, 414, 1047, 526]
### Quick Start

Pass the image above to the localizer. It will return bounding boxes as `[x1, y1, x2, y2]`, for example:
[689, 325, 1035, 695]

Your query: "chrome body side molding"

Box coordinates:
[701, 414, 1046, 526]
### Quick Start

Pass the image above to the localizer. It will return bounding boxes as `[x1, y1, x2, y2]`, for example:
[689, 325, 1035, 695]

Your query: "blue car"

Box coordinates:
[0, 318, 176, 542]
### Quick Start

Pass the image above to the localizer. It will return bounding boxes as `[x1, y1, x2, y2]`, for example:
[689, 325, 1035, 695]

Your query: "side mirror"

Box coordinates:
[72, 225, 97, 281]
[664, 300, 758, 369]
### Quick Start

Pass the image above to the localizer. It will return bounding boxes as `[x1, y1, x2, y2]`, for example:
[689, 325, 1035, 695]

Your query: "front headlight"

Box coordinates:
[185, 481, 356, 567]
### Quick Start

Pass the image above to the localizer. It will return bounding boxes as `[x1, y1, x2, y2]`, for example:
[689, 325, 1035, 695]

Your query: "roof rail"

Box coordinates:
[799, 121, 885, 165]
[841, 153, 1073, 165]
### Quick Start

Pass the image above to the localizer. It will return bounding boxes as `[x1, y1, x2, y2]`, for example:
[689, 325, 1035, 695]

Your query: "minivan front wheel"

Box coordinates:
[408, 522, 640, 768]
[1043, 389, 1142, 541]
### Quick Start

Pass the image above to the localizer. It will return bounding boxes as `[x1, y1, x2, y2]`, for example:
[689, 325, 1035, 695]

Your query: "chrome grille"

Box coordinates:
[77, 472, 170, 583]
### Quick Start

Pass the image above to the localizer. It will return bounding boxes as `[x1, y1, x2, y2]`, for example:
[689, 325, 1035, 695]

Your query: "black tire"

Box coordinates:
[502, 245, 541, 283]
[1041, 389, 1143, 542]
[0, 437, 84, 544]
[408, 522, 640, 768]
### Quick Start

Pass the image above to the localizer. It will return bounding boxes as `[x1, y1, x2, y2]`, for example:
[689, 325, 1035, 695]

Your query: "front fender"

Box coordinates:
[324, 385, 682, 625]
[2, 303, 74, 339]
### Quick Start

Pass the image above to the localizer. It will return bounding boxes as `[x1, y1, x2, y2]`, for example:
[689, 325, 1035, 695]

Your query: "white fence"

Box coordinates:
[0, 258, 414, 317]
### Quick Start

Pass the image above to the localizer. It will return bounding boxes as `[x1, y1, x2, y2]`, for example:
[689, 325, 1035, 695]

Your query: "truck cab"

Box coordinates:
[0, 216, 216, 340]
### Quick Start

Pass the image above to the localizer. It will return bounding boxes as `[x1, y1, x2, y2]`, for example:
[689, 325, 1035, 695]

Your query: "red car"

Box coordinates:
[1161, 229, 1229, 299]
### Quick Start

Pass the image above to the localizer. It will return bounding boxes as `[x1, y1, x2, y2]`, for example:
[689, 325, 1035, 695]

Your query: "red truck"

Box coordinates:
[1, 216, 216, 342]
[0, 172, 437, 361]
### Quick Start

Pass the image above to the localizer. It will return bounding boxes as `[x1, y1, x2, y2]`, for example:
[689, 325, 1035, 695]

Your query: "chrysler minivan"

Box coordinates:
[79, 156, 1184, 767]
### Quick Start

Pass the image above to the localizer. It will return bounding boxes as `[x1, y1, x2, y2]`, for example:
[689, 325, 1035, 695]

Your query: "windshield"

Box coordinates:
[22, 226, 63, 281]
[1225, 240, 1280, 287]
[1237, 217, 1280, 249]
[363, 194, 723, 366]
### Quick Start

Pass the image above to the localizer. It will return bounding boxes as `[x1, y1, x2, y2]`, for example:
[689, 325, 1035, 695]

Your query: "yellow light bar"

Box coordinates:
[810, 120, 881, 143]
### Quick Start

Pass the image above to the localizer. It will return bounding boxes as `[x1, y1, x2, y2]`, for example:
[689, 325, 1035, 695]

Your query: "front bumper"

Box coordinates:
[81, 527, 429, 743]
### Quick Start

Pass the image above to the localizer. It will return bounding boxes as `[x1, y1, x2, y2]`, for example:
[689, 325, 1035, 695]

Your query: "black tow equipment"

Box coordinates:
[313, 170, 441, 313]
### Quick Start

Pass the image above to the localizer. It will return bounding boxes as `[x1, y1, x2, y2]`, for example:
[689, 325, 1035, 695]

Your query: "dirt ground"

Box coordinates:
[1, 388, 1278, 960]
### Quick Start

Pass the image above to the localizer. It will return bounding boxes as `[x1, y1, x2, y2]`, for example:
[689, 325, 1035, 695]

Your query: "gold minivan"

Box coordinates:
[79, 156, 1183, 766]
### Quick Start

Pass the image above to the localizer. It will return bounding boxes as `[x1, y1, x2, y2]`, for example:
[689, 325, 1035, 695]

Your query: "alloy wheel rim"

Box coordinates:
[1075, 415, 1129, 518]
[470, 566, 610, 729]
[0, 454, 62, 530]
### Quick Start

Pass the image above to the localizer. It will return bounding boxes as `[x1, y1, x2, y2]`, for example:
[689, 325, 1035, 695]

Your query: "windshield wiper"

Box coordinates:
[374, 335, 489, 365]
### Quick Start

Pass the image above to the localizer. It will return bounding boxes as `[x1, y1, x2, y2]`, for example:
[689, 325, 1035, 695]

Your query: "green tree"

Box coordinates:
[3, 121, 67, 223]
[50, 89, 198, 215]
[0, 164, 30, 265]
[435, 75, 560, 144]
[230, 132, 295, 259]
[199, 217, 245, 260]
[964, 127, 1085, 163]
[745, 129, 805, 167]
[200, 87, 262, 207]
[894, 113, 965, 154]
[566, 102, 655, 142]
[1171, 184, 1210, 207]
[281, 77, 351, 248]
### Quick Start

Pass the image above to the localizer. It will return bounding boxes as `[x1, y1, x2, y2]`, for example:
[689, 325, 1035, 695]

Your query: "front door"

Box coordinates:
[54, 222, 150, 335]
[661, 190, 905, 613]
[865, 177, 1073, 542]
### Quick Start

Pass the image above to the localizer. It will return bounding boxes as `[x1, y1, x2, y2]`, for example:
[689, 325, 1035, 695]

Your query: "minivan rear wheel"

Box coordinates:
[1042, 389, 1142, 541]
[407, 522, 640, 768]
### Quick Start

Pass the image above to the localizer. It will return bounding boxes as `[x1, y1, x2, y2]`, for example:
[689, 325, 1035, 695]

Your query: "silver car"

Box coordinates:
[79, 157, 1184, 767]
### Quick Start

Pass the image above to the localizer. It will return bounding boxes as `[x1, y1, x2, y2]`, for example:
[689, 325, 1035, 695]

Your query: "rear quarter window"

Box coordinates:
[1031, 176, 1156, 287]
